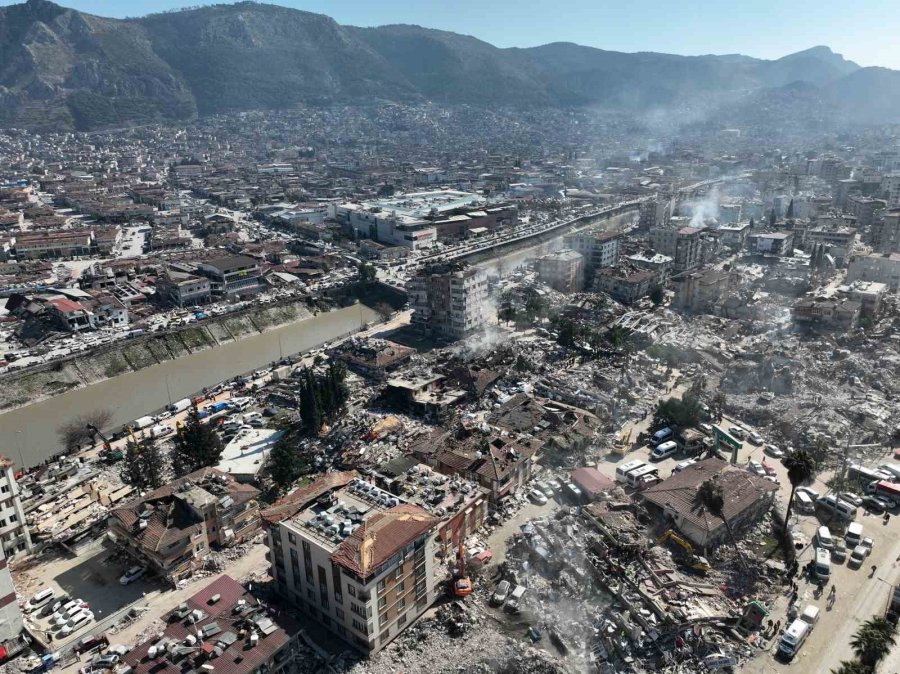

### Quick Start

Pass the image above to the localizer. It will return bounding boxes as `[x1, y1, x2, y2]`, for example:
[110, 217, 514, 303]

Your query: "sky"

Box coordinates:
[6, 0, 900, 69]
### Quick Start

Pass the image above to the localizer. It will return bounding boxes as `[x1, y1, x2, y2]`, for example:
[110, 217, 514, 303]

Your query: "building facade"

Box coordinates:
[848, 252, 900, 290]
[198, 255, 263, 298]
[157, 270, 213, 307]
[564, 231, 621, 273]
[0, 546, 22, 644]
[0, 458, 31, 558]
[649, 226, 702, 273]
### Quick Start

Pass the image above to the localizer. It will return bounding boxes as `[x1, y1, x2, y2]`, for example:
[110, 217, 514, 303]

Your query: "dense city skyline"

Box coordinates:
[3, 0, 900, 69]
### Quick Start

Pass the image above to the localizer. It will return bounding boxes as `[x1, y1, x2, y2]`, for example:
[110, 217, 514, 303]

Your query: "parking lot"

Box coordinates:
[18, 540, 162, 648]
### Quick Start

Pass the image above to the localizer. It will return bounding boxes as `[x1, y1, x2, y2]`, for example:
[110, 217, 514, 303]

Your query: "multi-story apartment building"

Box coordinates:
[871, 208, 900, 253]
[847, 194, 886, 230]
[0, 457, 31, 558]
[262, 472, 440, 654]
[407, 263, 487, 340]
[198, 255, 263, 298]
[638, 197, 671, 230]
[534, 249, 584, 292]
[108, 468, 261, 584]
[564, 230, 621, 273]
[0, 546, 22, 643]
[649, 226, 702, 273]
[848, 252, 900, 290]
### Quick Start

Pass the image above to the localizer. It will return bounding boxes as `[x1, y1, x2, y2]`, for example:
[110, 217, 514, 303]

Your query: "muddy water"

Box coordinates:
[0, 303, 379, 468]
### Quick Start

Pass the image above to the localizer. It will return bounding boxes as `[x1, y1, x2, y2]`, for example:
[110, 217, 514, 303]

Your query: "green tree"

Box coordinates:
[748, 217, 755, 229]
[782, 449, 816, 528]
[268, 432, 309, 488]
[768, 209, 777, 227]
[357, 262, 377, 285]
[121, 433, 166, 490]
[649, 285, 665, 306]
[786, 198, 795, 219]
[299, 368, 322, 433]
[851, 617, 897, 667]
[696, 478, 744, 566]
[525, 295, 547, 322]
[171, 406, 224, 476]
[557, 318, 578, 348]
[655, 394, 702, 428]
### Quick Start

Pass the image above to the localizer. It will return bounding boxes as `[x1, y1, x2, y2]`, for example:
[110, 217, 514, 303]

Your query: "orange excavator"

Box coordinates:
[452, 542, 473, 598]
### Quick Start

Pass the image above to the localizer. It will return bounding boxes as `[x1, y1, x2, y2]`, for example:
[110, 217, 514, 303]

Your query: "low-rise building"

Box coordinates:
[334, 338, 416, 381]
[793, 296, 861, 331]
[14, 229, 93, 259]
[108, 468, 261, 584]
[534, 249, 584, 292]
[716, 222, 751, 249]
[641, 458, 777, 550]
[123, 574, 300, 674]
[262, 472, 440, 654]
[156, 269, 212, 307]
[838, 280, 887, 317]
[626, 250, 673, 283]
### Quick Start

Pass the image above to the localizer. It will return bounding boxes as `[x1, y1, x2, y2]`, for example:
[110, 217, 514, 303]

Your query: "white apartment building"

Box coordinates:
[263, 473, 439, 654]
[0, 458, 31, 558]
[848, 252, 900, 290]
[407, 263, 487, 340]
[0, 546, 22, 643]
[564, 230, 621, 273]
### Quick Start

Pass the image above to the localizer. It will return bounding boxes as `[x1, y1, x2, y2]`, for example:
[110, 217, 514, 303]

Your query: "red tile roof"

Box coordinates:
[331, 504, 437, 579]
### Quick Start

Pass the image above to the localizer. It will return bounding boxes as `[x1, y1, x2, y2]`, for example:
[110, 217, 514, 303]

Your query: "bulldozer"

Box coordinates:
[657, 529, 711, 574]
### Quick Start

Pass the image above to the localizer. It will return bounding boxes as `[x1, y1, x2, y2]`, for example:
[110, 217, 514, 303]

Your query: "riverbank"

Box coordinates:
[0, 299, 318, 414]
[0, 302, 380, 468]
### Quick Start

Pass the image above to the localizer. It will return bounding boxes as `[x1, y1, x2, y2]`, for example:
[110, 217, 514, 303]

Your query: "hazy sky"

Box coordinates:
[7, 0, 900, 68]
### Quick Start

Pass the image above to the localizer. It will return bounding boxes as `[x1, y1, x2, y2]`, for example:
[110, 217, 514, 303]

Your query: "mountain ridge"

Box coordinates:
[0, 0, 896, 131]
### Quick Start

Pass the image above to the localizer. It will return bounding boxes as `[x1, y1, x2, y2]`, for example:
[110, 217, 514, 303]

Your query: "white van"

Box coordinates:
[777, 618, 811, 660]
[814, 547, 831, 581]
[845, 522, 864, 547]
[818, 495, 857, 520]
[651, 427, 673, 446]
[615, 460, 647, 484]
[626, 464, 660, 488]
[651, 440, 678, 461]
[795, 491, 815, 514]
[816, 526, 834, 550]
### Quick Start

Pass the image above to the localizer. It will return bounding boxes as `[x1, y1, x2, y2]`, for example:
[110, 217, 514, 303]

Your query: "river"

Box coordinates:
[0, 303, 379, 468]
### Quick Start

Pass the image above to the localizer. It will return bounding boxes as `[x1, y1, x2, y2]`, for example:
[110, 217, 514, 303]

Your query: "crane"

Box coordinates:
[451, 542, 473, 598]
[657, 529, 710, 574]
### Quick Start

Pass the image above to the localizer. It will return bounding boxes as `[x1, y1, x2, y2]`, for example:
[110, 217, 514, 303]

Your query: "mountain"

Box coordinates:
[0, 0, 892, 131]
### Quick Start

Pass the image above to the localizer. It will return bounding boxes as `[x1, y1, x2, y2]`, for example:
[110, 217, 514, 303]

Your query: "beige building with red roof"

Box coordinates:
[262, 472, 440, 654]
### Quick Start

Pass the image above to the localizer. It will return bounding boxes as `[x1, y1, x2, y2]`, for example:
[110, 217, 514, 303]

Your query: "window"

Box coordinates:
[398, 597, 406, 610]
[1, 486, 9, 494]
[377, 579, 386, 592]
[397, 581, 405, 593]
[288, 532, 296, 545]
[378, 596, 387, 610]
[352, 619, 368, 635]
[380, 628, 390, 643]
[9, 514, 16, 523]
[347, 585, 357, 598]
[302, 540, 310, 553]
[336, 608, 344, 620]
[398, 613, 407, 627]
[394, 567, 402, 580]
[351, 602, 366, 617]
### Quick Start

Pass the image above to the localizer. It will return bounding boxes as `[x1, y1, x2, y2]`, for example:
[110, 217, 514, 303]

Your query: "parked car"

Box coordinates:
[831, 540, 847, 563]
[848, 545, 870, 569]
[59, 610, 93, 636]
[53, 599, 88, 625]
[749, 431, 764, 445]
[839, 492, 864, 507]
[89, 654, 120, 670]
[24, 588, 55, 613]
[861, 537, 875, 553]
[748, 461, 767, 477]
[491, 580, 511, 606]
[119, 565, 146, 585]
[728, 426, 745, 439]
[862, 495, 889, 513]
[547, 479, 562, 492]
[537, 482, 554, 498]
[796, 486, 820, 501]
[528, 489, 548, 506]
[764, 444, 785, 459]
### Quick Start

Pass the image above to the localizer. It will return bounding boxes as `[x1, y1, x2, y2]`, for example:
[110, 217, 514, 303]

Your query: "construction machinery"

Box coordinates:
[86, 424, 123, 464]
[657, 529, 711, 574]
[451, 542, 473, 598]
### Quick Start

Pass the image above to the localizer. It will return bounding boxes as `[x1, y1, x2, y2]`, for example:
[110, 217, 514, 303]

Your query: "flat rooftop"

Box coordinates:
[359, 190, 484, 218]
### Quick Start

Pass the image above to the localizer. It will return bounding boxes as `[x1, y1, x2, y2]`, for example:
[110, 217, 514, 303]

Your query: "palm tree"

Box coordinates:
[696, 478, 745, 569]
[851, 617, 897, 667]
[782, 449, 816, 529]
[830, 661, 872, 674]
